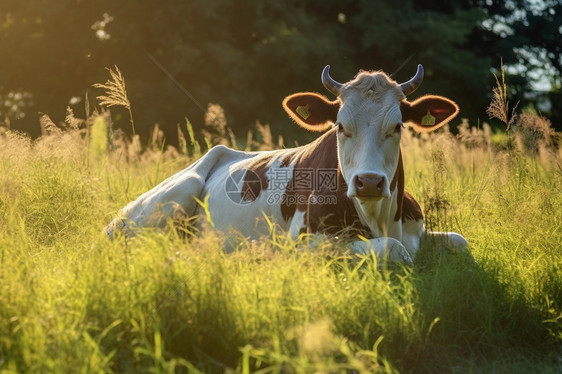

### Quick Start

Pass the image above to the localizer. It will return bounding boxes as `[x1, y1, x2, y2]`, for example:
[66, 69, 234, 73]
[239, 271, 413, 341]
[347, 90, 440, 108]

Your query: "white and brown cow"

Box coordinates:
[106, 64, 468, 263]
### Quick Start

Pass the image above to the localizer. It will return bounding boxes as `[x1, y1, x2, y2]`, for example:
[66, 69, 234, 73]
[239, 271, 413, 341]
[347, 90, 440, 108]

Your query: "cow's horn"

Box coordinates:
[322, 65, 343, 96]
[400, 64, 424, 96]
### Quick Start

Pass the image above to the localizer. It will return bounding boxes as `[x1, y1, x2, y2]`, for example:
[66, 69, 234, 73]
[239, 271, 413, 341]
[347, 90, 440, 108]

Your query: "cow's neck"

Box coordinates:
[279, 128, 364, 235]
[351, 150, 405, 239]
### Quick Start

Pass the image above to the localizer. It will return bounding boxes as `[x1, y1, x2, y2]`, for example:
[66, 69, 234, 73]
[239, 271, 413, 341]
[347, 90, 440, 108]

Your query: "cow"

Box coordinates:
[105, 64, 468, 263]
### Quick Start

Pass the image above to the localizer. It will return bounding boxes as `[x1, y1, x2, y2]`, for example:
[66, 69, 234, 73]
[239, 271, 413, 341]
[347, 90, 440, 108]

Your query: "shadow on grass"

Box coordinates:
[406, 241, 559, 373]
[94, 235, 560, 373]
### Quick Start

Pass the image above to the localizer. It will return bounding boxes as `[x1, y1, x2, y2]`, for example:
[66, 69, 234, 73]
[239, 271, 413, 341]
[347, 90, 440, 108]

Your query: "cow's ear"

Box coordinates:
[400, 95, 459, 133]
[283, 92, 340, 132]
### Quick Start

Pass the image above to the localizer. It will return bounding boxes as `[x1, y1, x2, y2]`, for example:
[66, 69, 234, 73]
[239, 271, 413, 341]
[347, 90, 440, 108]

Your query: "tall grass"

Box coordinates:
[0, 90, 561, 373]
[486, 59, 518, 133]
[93, 66, 136, 135]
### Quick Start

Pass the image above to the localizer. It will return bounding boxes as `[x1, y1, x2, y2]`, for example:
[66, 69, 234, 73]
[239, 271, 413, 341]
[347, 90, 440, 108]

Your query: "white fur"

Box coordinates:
[337, 90, 403, 201]
[289, 210, 307, 240]
[203, 157, 293, 237]
[423, 231, 469, 253]
[401, 219, 425, 257]
[349, 237, 413, 264]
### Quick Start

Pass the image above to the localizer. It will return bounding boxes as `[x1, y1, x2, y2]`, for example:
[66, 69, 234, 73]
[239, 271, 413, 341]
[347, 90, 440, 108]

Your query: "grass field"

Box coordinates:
[0, 109, 561, 373]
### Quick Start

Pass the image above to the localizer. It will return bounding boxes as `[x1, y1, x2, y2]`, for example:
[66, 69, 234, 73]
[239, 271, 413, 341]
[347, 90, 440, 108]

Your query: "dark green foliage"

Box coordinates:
[0, 0, 560, 142]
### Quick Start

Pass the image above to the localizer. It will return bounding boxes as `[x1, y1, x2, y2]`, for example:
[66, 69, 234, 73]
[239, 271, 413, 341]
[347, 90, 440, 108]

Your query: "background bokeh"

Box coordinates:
[1, 0, 560, 142]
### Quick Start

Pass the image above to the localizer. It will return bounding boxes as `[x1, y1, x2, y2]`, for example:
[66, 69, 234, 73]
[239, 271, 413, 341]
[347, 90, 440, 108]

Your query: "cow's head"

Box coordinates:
[283, 64, 458, 201]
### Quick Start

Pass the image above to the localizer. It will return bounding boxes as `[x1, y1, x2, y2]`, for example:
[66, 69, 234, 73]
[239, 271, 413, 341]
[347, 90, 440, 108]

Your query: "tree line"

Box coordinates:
[1, 0, 560, 142]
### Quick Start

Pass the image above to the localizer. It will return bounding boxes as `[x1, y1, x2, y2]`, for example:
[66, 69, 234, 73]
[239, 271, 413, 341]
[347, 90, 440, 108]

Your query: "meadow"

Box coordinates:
[0, 97, 561, 373]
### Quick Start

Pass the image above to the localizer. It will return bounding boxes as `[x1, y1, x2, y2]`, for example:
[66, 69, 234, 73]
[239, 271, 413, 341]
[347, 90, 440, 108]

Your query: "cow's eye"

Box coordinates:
[337, 122, 351, 137]
[386, 123, 403, 139]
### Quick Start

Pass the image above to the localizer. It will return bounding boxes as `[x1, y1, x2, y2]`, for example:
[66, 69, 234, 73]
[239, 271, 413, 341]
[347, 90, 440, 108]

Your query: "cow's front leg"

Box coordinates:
[349, 237, 414, 264]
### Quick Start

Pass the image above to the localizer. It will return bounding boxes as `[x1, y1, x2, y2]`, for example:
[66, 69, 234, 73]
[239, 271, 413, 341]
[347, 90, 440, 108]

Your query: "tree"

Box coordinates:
[0, 0, 559, 141]
[346, 0, 490, 125]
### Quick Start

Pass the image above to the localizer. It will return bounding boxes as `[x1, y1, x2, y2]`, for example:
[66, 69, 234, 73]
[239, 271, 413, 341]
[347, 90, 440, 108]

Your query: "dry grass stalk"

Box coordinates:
[514, 112, 558, 164]
[517, 113, 555, 146]
[150, 124, 165, 150]
[244, 121, 277, 151]
[64, 106, 85, 130]
[85, 92, 91, 119]
[457, 119, 492, 149]
[1, 116, 10, 131]
[177, 123, 188, 155]
[185, 118, 202, 158]
[92, 65, 135, 135]
[39, 113, 60, 136]
[486, 60, 518, 132]
[245, 129, 254, 151]
[203, 103, 237, 147]
[255, 121, 275, 151]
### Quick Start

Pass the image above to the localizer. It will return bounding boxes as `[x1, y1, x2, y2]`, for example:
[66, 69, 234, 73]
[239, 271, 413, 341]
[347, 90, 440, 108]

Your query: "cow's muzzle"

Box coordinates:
[353, 173, 388, 199]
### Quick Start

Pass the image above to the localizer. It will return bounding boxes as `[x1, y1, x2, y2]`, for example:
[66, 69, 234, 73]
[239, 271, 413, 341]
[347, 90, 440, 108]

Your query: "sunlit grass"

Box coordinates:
[0, 111, 561, 373]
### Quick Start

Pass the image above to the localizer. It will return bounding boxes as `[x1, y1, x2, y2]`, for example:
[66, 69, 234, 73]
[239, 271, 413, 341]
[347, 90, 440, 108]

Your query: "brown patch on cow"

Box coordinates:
[280, 128, 369, 237]
[390, 151, 405, 222]
[389, 151, 423, 222]
[240, 156, 269, 202]
[402, 191, 424, 221]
